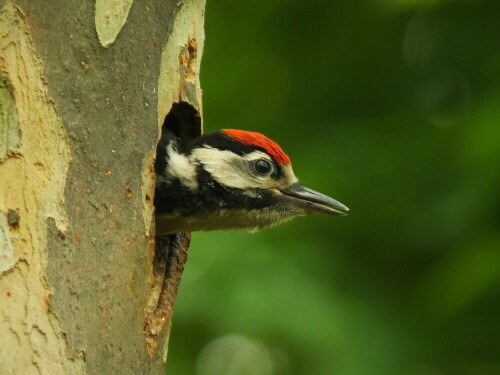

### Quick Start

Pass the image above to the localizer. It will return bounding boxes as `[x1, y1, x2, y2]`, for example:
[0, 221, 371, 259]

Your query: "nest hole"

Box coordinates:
[161, 101, 201, 139]
[144, 102, 199, 356]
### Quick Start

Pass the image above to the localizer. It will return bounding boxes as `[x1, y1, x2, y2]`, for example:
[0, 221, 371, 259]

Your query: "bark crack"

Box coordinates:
[143, 232, 190, 358]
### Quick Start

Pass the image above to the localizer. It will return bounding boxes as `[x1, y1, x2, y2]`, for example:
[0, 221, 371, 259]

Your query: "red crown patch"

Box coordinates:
[222, 129, 291, 165]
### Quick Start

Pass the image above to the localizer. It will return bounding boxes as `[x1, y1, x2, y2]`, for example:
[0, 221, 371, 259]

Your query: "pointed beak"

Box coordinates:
[278, 183, 349, 216]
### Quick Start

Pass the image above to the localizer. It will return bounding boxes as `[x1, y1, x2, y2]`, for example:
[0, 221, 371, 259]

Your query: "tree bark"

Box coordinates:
[0, 0, 204, 373]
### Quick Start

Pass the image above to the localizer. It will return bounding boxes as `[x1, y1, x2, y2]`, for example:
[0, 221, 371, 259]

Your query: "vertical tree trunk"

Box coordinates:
[0, 0, 204, 373]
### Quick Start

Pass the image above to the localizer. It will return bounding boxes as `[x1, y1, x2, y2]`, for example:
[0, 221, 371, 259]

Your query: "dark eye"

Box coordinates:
[253, 159, 273, 175]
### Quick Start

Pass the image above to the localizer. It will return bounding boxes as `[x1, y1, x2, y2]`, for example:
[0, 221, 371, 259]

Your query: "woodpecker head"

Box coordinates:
[154, 129, 348, 235]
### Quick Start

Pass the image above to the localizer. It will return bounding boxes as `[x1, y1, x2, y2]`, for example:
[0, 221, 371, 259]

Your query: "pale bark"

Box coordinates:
[0, 0, 204, 373]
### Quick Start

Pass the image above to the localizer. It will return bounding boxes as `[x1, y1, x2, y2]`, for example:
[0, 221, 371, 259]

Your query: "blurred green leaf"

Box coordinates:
[168, 1, 500, 374]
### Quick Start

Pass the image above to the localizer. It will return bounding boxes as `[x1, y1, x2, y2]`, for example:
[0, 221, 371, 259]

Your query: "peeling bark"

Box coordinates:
[0, 0, 205, 373]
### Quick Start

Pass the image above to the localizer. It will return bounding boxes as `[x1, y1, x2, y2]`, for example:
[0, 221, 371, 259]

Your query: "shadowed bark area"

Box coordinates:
[0, 0, 204, 373]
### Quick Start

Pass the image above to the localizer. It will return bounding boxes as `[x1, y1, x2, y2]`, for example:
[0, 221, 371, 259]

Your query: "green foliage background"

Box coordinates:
[168, 1, 500, 374]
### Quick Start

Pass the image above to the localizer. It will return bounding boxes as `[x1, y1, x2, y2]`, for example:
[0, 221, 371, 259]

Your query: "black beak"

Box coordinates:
[278, 182, 349, 216]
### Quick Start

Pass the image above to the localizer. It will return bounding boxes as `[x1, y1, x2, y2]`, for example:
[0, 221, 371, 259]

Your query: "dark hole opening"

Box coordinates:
[161, 101, 201, 139]
[145, 102, 198, 352]
[154, 102, 201, 225]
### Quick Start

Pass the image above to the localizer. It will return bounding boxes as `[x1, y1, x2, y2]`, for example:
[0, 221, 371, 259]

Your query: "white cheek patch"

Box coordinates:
[165, 143, 198, 190]
[192, 147, 299, 190]
[192, 147, 256, 189]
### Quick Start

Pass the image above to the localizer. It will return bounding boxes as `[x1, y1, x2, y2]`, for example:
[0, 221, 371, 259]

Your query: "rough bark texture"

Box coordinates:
[0, 0, 204, 373]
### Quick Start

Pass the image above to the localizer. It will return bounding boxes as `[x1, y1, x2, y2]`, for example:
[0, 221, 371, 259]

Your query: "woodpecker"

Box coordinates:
[154, 129, 348, 235]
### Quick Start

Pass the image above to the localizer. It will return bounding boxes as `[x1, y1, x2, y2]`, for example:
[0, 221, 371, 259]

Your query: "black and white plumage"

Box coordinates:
[154, 129, 348, 235]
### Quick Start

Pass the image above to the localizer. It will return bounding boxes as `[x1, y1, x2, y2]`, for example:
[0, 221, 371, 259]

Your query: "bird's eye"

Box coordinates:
[253, 159, 273, 175]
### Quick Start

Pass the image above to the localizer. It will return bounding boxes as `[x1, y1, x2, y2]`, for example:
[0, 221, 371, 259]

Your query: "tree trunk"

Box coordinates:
[0, 0, 204, 373]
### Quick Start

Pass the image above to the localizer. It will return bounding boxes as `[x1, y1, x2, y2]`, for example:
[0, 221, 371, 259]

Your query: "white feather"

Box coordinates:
[191, 147, 297, 189]
[165, 143, 198, 190]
